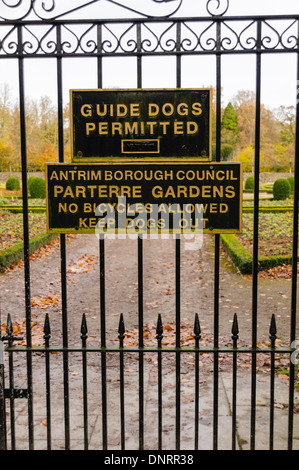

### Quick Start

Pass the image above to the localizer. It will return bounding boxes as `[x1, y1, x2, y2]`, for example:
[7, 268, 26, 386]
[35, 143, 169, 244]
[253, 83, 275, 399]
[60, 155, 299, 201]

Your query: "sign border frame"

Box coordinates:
[45, 160, 243, 235]
[70, 88, 213, 163]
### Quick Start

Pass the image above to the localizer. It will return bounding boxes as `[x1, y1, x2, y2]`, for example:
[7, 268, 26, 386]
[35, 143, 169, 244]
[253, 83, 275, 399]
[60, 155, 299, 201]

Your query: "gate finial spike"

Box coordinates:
[231, 313, 239, 341]
[118, 313, 125, 337]
[194, 313, 201, 339]
[6, 313, 13, 337]
[81, 313, 88, 338]
[269, 314, 277, 342]
[118, 313, 125, 347]
[156, 314, 163, 340]
[43, 313, 51, 339]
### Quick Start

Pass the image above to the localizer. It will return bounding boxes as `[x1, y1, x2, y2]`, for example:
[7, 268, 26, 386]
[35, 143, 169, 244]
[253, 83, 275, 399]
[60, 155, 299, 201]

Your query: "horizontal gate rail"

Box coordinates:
[1, 15, 299, 59]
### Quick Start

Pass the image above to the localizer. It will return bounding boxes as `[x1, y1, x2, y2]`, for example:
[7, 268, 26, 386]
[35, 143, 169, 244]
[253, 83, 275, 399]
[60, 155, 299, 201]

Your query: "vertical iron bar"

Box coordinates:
[251, 19, 262, 451]
[0, 341, 6, 450]
[156, 314, 163, 450]
[213, 20, 222, 451]
[288, 40, 299, 450]
[175, 235, 181, 450]
[176, 21, 181, 88]
[57, 24, 70, 450]
[137, 22, 142, 87]
[194, 314, 201, 450]
[118, 314, 125, 450]
[175, 22, 182, 451]
[136, 23, 144, 451]
[81, 314, 88, 450]
[97, 23, 103, 89]
[231, 314, 239, 450]
[43, 314, 51, 450]
[269, 314, 277, 450]
[97, 23, 108, 452]
[138, 235, 144, 450]
[6, 316, 15, 450]
[99, 235, 107, 450]
[17, 24, 34, 450]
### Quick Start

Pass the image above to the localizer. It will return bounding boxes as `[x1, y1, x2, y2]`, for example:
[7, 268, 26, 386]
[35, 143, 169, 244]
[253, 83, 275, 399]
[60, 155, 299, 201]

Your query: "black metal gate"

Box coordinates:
[0, 0, 298, 452]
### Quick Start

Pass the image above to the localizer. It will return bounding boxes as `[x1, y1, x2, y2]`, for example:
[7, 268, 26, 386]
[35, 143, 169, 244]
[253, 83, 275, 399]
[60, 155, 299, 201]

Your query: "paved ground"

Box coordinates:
[0, 233, 298, 450]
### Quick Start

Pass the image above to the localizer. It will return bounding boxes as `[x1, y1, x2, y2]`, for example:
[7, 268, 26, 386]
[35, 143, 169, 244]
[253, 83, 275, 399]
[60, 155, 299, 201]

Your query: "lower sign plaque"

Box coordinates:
[46, 161, 242, 235]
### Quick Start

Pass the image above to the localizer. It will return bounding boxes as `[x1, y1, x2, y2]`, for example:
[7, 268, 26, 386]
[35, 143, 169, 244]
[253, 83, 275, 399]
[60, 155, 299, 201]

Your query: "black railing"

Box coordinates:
[0, 312, 297, 451]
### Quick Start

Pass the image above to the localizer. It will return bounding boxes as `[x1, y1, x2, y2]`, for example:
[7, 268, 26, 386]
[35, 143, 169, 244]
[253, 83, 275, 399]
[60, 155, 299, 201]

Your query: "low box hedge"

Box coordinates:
[0, 231, 58, 270]
[220, 234, 252, 274]
[220, 234, 297, 274]
[0, 205, 46, 213]
[242, 206, 293, 213]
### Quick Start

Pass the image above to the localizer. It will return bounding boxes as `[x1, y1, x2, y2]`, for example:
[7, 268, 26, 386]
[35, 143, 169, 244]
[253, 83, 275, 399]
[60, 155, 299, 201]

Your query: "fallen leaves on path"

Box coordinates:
[113, 321, 299, 379]
[31, 294, 61, 309]
[67, 254, 98, 274]
[257, 263, 299, 279]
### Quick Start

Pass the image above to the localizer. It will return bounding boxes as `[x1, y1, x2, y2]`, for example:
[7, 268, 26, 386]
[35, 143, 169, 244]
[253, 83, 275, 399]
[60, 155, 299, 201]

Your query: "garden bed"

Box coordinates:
[0, 209, 58, 270]
[239, 212, 294, 258]
[221, 211, 297, 274]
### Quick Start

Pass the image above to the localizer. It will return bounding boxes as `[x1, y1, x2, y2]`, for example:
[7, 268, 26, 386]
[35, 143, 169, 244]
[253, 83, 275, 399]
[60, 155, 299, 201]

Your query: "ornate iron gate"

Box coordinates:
[0, 0, 298, 451]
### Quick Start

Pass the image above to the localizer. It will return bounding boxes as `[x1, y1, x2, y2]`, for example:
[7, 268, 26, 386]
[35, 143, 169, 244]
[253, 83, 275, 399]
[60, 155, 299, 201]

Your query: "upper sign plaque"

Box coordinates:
[70, 88, 212, 161]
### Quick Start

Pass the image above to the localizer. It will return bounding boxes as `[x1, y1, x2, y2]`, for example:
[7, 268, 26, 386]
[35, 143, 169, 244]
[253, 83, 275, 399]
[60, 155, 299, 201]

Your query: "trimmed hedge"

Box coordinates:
[29, 177, 46, 198]
[288, 176, 294, 192]
[0, 205, 46, 213]
[0, 232, 58, 270]
[242, 206, 293, 213]
[28, 176, 37, 193]
[220, 234, 252, 274]
[244, 176, 254, 190]
[220, 234, 297, 274]
[273, 178, 291, 200]
[6, 177, 20, 191]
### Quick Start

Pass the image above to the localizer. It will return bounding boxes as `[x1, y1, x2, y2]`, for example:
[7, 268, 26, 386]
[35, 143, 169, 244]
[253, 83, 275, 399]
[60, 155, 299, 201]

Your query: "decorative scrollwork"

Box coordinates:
[180, 22, 199, 52]
[0, 0, 185, 21]
[198, 21, 217, 51]
[39, 25, 56, 54]
[0, 1, 298, 57]
[221, 21, 239, 50]
[0, 25, 18, 54]
[61, 25, 80, 54]
[22, 25, 40, 54]
[141, 23, 160, 52]
[102, 24, 120, 54]
[280, 20, 297, 49]
[0, 0, 31, 20]
[238, 21, 257, 50]
[79, 25, 97, 53]
[119, 24, 137, 53]
[159, 23, 176, 52]
[262, 21, 281, 50]
[206, 0, 229, 17]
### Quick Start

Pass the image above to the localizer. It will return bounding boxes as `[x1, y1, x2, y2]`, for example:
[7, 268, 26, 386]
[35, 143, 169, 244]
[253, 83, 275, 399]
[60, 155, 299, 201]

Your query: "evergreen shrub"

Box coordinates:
[29, 177, 46, 198]
[28, 176, 37, 193]
[287, 176, 294, 193]
[244, 176, 254, 191]
[273, 178, 291, 201]
[6, 177, 20, 191]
